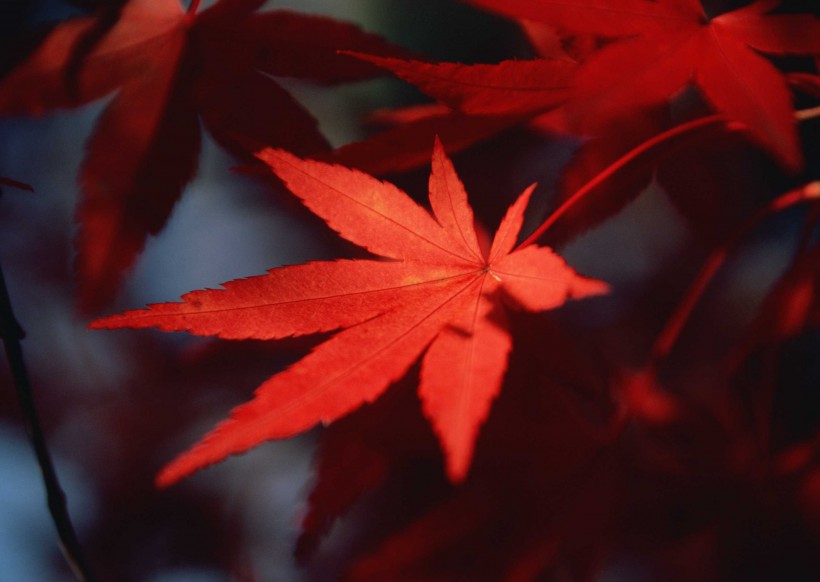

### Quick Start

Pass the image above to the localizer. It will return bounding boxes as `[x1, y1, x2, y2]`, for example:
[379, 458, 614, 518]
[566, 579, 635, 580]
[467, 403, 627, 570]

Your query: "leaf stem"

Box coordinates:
[517, 114, 732, 249]
[648, 182, 820, 369]
[0, 264, 97, 582]
[795, 105, 820, 121]
[0, 177, 33, 192]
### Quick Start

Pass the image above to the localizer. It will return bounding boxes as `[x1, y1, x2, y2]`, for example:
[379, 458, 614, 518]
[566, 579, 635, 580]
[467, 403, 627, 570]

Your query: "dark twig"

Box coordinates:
[0, 264, 97, 581]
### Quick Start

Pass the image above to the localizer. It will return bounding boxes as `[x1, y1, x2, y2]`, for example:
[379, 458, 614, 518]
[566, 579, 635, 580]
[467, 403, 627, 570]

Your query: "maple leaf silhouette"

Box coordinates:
[91, 138, 608, 485]
[0, 0, 405, 311]
[342, 2, 820, 172]
[323, 102, 529, 177]
[463, 0, 820, 169]
[344, 53, 577, 118]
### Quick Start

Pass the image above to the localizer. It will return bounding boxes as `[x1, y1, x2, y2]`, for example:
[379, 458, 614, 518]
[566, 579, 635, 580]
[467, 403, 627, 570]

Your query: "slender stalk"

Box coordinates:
[188, 0, 201, 15]
[610, 184, 820, 432]
[795, 105, 820, 121]
[517, 114, 732, 249]
[520, 102, 820, 250]
[648, 182, 820, 368]
[795, 198, 820, 256]
[0, 265, 97, 582]
[0, 177, 33, 192]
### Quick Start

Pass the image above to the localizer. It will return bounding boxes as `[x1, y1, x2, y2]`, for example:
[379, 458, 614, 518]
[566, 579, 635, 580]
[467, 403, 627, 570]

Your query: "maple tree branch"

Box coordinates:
[518, 114, 732, 249]
[648, 182, 820, 369]
[0, 263, 97, 582]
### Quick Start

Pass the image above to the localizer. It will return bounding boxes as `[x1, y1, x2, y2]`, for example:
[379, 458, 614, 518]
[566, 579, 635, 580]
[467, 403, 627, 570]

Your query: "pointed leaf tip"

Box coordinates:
[257, 147, 467, 264]
[572, 276, 610, 299]
[489, 184, 538, 262]
[428, 136, 484, 263]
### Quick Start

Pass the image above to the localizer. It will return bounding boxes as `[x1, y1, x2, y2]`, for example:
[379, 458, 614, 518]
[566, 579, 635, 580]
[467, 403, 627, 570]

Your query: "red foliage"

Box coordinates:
[2, 0, 820, 580]
[0, 0, 405, 312]
[92, 139, 607, 485]
[467, 0, 820, 168]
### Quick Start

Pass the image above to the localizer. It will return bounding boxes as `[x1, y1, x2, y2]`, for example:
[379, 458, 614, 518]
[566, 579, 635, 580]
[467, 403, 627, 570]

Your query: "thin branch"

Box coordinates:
[0, 177, 33, 192]
[0, 264, 97, 582]
[610, 184, 820, 432]
[521, 105, 820, 249]
[648, 182, 820, 369]
[517, 114, 732, 249]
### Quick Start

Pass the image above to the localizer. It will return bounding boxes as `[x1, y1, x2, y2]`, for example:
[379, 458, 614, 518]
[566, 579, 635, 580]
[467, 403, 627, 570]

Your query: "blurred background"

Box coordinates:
[1, 1, 819, 581]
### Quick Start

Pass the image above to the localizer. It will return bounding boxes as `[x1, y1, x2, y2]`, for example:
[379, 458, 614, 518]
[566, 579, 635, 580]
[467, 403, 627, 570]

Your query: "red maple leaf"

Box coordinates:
[346, 1, 819, 171]
[296, 313, 615, 563]
[91, 138, 608, 485]
[345, 53, 577, 119]
[464, 0, 820, 169]
[323, 103, 529, 177]
[0, 0, 405, 311]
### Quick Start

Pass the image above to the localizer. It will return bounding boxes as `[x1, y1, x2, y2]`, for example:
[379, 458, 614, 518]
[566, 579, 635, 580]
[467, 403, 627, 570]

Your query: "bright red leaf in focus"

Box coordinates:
[0, 0, 404, 311]
[91, 138, 608, 485]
